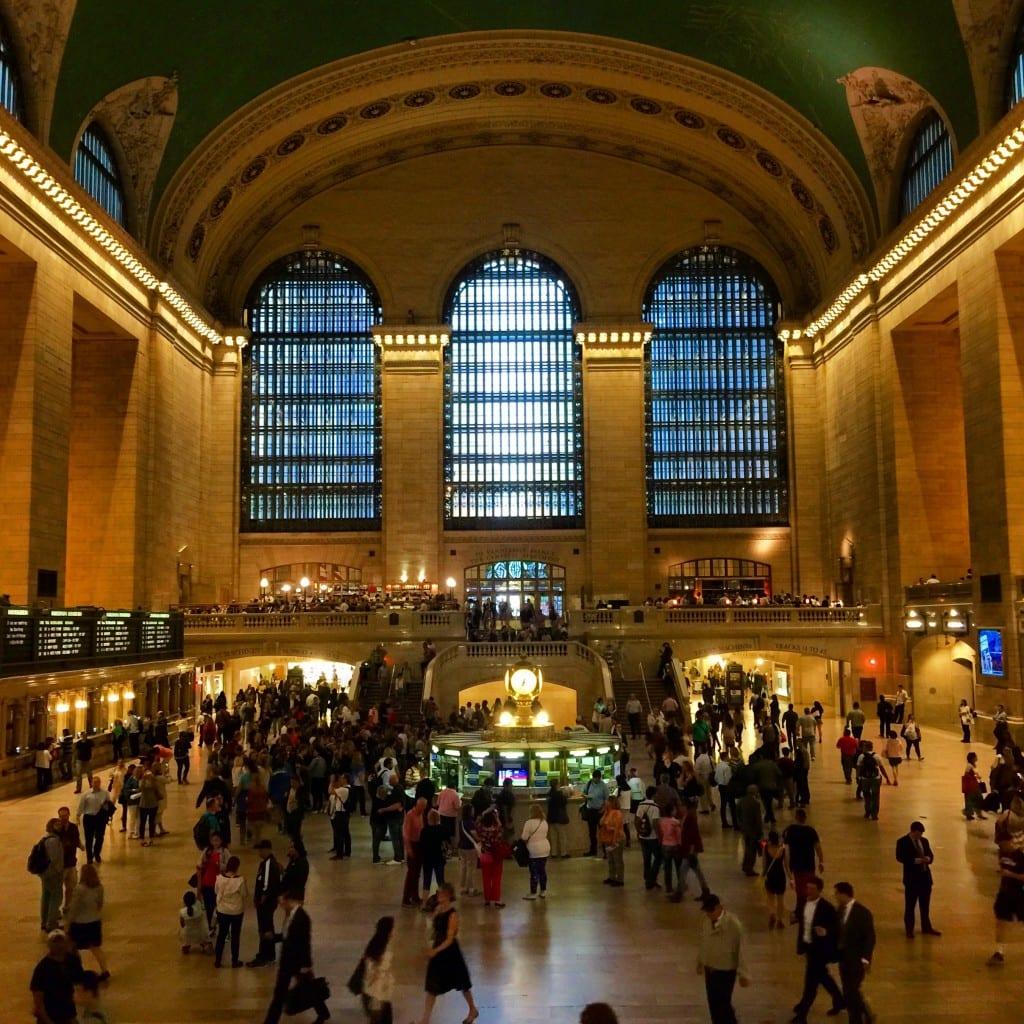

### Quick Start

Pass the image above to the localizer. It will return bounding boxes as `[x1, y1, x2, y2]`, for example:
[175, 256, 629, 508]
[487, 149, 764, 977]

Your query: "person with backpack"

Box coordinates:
[30, 818, 66, 933]
[117, 764, 139, 834]
[327, 773, 352, 859]
[583, 769, 609, 858]
[635, 786, 662, 889]
[599, 795, 625, 887]
[856, 741, 891, 821]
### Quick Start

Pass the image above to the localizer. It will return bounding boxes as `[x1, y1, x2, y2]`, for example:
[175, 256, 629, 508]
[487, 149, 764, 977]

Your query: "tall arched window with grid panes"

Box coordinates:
[443, 250, 583, 529]
[73, 123, 126, 226]
[644, 246, 787, 527]
[241, 250, 382, 531]
[0, 18, 22, 120]
[1008, 17, 1024, 110]
[898, 111, 953, 220]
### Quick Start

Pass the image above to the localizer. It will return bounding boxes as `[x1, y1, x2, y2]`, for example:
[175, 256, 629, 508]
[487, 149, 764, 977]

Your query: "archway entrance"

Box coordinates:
[463, 560, 566, 616]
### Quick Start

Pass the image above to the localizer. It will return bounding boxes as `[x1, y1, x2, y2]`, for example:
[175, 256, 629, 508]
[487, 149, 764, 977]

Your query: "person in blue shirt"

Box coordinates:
[583, 770, 609, 857]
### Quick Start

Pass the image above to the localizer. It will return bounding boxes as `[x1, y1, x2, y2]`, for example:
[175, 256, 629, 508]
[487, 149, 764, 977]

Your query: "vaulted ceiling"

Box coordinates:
[50, 0, 979, 201]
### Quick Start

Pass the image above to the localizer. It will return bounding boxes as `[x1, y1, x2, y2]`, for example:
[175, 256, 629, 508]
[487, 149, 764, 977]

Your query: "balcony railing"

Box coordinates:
[183, 609, 464, 640]
[904, 582, 973, 604]
[569, 605, 878, 632]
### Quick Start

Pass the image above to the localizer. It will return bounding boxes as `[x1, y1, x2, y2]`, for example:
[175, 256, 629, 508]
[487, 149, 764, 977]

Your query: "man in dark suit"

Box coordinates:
[791, 876, 844, 1023]
[895, 821, 941, 938]
[247, 839, 281, 967]
[262, 888, 329, 1024]
[834, 881, 876, 1024]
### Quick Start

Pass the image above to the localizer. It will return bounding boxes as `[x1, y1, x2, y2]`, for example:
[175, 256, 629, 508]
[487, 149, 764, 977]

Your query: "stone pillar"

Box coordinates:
[0, 260, 74, 603]
[958, 249, 1024, 708]
[784, 331, 827, 596]
[577, 323, 650, 603]
[375, 326, 446, 587]
[200, 333, 244, 603]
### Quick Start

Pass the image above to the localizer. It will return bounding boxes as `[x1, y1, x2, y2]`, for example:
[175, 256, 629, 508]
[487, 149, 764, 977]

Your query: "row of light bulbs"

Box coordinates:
[804, 121, 1024, 339]
[575, 330, 653, 345]
[52, 688, 136, 714]
[0, 127, 224, 346]
[373, 331, 450, 347]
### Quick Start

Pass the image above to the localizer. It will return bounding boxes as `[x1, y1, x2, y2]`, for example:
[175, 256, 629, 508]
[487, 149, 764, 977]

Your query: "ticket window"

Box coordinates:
[531, 754, 564, 792]
[463, 752, 492, 790]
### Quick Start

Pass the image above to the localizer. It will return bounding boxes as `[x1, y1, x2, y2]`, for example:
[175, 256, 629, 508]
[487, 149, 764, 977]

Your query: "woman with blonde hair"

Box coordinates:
[68, 862, 110, 980]
[521, 804, 550, 900]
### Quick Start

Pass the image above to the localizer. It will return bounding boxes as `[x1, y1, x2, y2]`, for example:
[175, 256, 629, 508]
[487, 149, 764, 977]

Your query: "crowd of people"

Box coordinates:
[630, 592, 854, 609]
[21, 667, 1024, 1024]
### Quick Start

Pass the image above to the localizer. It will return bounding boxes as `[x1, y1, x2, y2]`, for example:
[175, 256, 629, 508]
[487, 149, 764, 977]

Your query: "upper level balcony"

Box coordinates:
[180, 604, 882, 645]
[903, 582, 974, 637]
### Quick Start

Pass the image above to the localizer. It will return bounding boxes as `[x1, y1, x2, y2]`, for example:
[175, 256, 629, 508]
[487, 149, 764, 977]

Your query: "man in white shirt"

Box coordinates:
[76, 775, 112, 864]
[793, 877, 844, 1023]
[625, 697, 643, 738]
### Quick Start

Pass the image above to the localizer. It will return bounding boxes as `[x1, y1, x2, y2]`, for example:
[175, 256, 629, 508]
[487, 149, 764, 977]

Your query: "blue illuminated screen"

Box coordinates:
[979, 628, 1004, 677]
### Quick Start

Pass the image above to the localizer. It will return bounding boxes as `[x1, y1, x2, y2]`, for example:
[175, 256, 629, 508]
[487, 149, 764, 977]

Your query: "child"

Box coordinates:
[74, 970, 109, 1024]
[179, 890, 209, 953]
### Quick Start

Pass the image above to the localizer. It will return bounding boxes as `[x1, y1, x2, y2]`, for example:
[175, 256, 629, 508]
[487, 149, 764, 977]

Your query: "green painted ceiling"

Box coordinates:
[51, 0, 978, 211]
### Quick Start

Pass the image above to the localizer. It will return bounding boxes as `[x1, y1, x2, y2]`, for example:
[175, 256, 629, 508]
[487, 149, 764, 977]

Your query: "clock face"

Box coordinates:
[509, 668, 538, 696]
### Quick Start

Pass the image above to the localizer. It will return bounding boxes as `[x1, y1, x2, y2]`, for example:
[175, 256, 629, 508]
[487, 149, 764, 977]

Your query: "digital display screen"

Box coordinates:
[95, 616, 133, 655]
[2, 612, 33, 659]
[979, 629, 1004, 677]
[37, 616, 90, 659]
[497, 764, 529, 787]
[141, 616, 173, 652]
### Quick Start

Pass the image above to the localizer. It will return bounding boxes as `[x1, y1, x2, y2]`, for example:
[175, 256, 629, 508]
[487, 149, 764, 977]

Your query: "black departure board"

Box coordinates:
[140, 616, 173, 652]
[95, 615, 133, 656]
[2, 611, 33, 661]
[0, 607, 183, 676]
[36, 615, 91, 660]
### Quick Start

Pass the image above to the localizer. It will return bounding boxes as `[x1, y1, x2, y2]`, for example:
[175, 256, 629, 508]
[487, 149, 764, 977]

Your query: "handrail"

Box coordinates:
[638, 662, 653, 714]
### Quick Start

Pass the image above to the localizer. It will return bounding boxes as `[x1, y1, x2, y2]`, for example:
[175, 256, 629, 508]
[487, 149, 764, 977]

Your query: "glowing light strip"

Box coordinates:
[0, 127, 224, 346]
[804, 122, 1024, 339]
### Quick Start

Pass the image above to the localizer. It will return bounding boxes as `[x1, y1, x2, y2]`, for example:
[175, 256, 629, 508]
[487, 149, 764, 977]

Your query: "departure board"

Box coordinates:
[140, 615, 173, 653]
[95, 614, 133, 656]
[36, 615, 90, 659]
[1, 610, 33, 661]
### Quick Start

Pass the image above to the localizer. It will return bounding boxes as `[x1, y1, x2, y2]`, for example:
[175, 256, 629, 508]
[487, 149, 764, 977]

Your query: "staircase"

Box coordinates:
[354, 664, 424, 724]
[611, 677, 656, 717]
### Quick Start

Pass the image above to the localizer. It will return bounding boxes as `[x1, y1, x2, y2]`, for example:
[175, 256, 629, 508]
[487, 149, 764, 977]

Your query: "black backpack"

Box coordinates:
[27, 836, 51, 875]
[193, 816, 212, 850]
[859, 754, 879, 780]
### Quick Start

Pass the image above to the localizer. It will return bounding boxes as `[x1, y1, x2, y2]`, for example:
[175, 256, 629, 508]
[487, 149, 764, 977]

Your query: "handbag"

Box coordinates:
[347, 957, 366, 996]
[512, 839, 530, 867]
[284, 974, 331, 1015]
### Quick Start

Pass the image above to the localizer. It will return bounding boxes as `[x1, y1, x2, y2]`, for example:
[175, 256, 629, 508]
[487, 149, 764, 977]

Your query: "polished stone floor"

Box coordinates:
[1, 716, 1011, 1024]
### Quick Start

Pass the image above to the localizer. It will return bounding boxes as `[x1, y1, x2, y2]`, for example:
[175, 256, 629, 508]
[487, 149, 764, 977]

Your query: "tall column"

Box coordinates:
[958, 249, 1024, 708]
[578, 323, 649, 603]
[784, 331, 827, 596]
[199, 333, 244, 603]
[0, 259, 74, 603]
[376, 326, 446, 587]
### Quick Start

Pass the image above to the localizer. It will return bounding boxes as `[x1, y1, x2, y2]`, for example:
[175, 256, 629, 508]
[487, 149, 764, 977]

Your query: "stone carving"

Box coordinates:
[151, 35, 873, 266]
[839, 67, 940, 225]
[953, 0, 1020, 130]
[83, 75, 178, 236]
[4, 0, 75, 139]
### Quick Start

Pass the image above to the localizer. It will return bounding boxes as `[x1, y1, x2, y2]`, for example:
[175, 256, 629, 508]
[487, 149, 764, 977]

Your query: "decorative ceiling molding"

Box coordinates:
[3, 0, 75, 140]
[151, 32, 873, 284]
[953, 0, 1022, 132]
[77, 75, 178, 242]
[839, 68, 950, 230]
[197, 117, 824, 322]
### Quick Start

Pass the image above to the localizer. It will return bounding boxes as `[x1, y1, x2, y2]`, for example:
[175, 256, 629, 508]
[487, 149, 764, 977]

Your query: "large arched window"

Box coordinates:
[443, 250, 583, 529]
[644, 246, 787, 527]
[74, 123, 126, 226]
[898, 111, 953, 220]
[0, 19, 22, 120]
[1008, 18, 1024, 110]
[241, 250, 382, 531]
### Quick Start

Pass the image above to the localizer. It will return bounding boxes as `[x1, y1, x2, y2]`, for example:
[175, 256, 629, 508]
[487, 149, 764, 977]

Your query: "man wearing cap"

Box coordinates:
[895, 822, 941, 938]
[696, 893, 750, 1024]
[248, 839, 281, 967]
[29, 930, 83, 1024]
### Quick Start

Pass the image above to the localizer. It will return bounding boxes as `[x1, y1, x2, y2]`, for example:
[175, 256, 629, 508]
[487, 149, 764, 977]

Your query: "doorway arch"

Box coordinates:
[463, 560, 566, 616]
